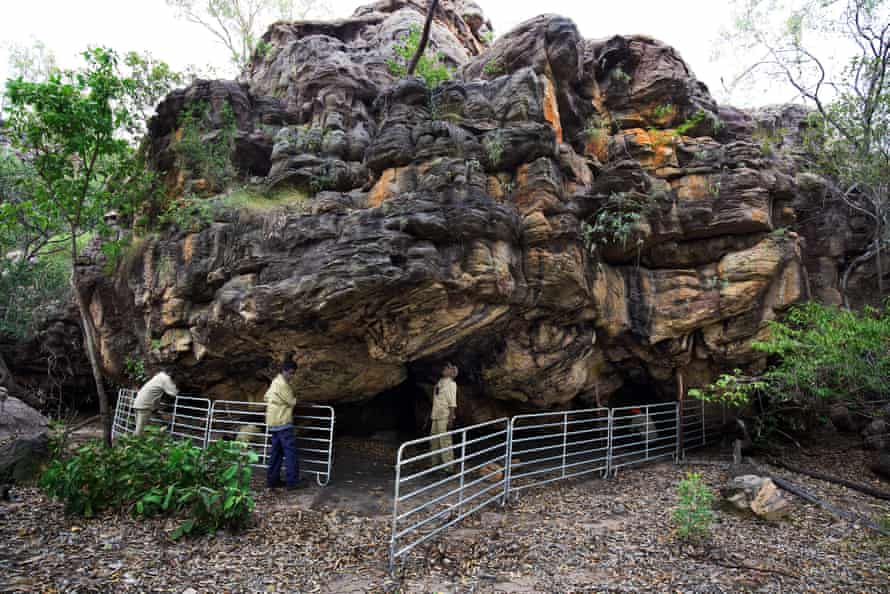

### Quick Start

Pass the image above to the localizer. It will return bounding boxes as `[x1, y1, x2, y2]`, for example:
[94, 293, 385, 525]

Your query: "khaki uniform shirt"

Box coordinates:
[133, 372, 178, 410]
[431, 377, 457, 421]
[265, 374, 297, 428]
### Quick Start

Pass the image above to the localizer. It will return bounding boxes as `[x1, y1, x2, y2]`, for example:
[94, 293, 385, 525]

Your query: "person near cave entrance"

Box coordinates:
[429, 363, 459, 473]
[265, 360, 301, 490]
[133, 371, 179, 436]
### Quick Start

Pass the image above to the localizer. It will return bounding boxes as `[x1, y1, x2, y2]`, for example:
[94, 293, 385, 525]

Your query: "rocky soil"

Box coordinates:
[2, 435, 887, 593]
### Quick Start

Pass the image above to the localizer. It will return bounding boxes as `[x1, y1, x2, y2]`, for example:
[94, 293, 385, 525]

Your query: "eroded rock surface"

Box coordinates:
[80, 1, 824, 426]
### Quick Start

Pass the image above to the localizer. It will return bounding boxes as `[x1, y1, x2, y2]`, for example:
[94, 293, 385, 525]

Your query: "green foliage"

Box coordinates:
[1, 47, 174, 335]
[652, 103, 675, 121]
[483, 59, 504, 76]
[159, 193, 216, 232]
[41, 427, 257, 538]
[691, 301, 890, 441]
[255, 39, 273, 60]
[124, 356, 147, 385]
[309, 173, 334, 195]
[174, 100, 238, 190]
[482, 31, 495, 44]
[676, 109, 707, 136]
[0, 251, 70, 338]
[583, 192, 652, 254]
[689, 370, 766, 408]
[386, 25, 453, 88]
[484, 131, 505, 168]
[753, 301, 890, 404]
[672, 472, 714, 541]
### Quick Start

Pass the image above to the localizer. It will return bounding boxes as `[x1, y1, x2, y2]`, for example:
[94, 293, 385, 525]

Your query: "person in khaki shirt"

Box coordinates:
[265, 360, 300, 489]
[133, 371, 178, 436]
[429, 363, 458, 473]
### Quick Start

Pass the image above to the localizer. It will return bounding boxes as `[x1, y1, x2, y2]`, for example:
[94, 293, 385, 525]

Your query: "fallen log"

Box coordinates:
[767, 457, 890, 502]
[748, 458, 890, 537]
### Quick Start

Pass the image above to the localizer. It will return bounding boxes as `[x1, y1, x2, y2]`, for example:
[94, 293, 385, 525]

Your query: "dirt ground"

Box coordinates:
[1, 432, 888, 593]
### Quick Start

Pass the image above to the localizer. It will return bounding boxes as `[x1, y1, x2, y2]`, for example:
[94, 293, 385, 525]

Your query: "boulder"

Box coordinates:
[70, 0, 880, 428]
[862, 419, 888, 451]
[0, 395, 49, 483]
[722, 475, 793, 521]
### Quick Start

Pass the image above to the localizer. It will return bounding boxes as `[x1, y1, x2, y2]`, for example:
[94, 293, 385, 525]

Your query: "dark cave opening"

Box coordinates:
[606, 375, 671, 409]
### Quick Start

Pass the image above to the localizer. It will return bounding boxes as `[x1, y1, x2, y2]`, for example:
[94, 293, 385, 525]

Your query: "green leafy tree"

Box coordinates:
[691, 301, 890, 442]
[720, 0, 890, 306]
[1, 47, 178, 443]
[166, 0, 331, 72]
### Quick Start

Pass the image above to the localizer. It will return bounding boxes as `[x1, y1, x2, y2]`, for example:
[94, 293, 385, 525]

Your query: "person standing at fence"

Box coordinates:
[265, 360, 301, 489]
[429, 363, 459, 473]
[133, 371, 178, 436]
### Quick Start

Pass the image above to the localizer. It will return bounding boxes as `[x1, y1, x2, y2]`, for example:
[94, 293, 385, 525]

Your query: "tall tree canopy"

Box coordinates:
[0, 47, 180, 441]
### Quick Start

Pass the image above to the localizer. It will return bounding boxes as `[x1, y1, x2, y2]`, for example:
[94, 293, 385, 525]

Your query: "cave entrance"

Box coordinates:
[318, 375, 436, 516]
[606, 374, 671, 409]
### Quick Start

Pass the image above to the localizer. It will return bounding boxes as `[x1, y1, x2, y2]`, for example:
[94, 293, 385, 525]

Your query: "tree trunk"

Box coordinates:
[69, 235, 111, 446]
[841, 239, 883, 309]
[406, 0, 439, 76]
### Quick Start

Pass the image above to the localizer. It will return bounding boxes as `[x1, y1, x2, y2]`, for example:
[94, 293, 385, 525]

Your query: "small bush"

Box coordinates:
[175, 100, 238, 190]
[386, 25, 453, 88]
[40, 427, 257, 538]
[672, 471, 715, 541]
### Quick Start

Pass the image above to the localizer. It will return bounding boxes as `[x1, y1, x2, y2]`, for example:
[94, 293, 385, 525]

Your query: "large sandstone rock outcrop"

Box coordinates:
[80, 1, 816, 426]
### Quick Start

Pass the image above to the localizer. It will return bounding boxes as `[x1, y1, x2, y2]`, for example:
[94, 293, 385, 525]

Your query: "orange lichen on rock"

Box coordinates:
[542, 77, 563, 143]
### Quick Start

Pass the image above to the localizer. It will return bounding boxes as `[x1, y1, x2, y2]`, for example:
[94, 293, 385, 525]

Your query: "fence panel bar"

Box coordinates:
[389, 418, 509, 573]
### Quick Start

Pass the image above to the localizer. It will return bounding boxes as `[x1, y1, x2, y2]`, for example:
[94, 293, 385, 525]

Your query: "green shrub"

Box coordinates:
[676, 109, 707, 135]
[672, 471, 714, 541]
[690, 301, 890, 442]
[386, 25, 453, 88]
[40, 427, 257, 538]
[484, 131, 505, 168]
[583, 191, 653, 256]
[124, 356, 147, 385]
[175, 100, 238, 190]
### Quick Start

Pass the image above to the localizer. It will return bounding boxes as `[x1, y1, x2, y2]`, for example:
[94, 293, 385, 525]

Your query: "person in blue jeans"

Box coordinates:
[264, 360, 301, 489]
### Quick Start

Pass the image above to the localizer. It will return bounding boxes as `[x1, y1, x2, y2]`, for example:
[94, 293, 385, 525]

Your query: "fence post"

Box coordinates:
[560, 413, 568, 478]
[606, 410, 614, 478]
[203, 400, 213, 448]
[502, 420, 513, 505]
[390, 444, 404, 575]
[170, 396, 179, 435]
[644, 406, 650, 462]
[674, 402, 681, 462]
[457, 429, 467, 516]
[701, 399, 707, 447]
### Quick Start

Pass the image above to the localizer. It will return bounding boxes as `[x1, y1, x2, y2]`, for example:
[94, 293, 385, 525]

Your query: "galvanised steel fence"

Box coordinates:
[390, 400, 731, 571]
[207, 399, 335, 486]
[390, 418, 510, 571]
[111, 389, 138, 440]
[112, 390, 335, 486]
[608, 403, 679, 475]
[681, 399, 727, 456]
[506, 407, 610, 495]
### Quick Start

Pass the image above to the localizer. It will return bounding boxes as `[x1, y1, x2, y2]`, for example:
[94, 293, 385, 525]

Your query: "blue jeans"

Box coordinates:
[267, 427, 299, 487]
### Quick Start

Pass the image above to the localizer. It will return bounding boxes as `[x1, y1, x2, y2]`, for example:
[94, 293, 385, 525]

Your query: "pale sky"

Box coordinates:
[0, 0, 782, 107]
